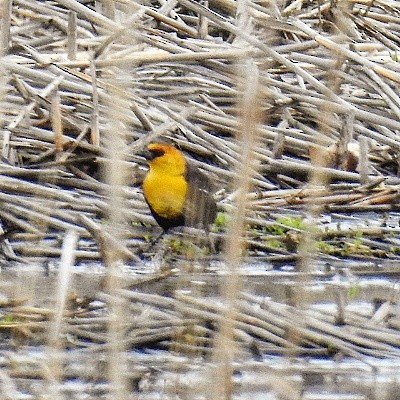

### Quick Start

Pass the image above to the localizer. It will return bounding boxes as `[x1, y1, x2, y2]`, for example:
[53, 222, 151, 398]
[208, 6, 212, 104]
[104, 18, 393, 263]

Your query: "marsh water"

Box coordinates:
[1, 237, 400, 400]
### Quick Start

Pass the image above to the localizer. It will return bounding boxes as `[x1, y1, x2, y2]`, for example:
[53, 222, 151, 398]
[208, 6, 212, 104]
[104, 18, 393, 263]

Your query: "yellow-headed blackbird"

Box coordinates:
[142, 143, 217, 232]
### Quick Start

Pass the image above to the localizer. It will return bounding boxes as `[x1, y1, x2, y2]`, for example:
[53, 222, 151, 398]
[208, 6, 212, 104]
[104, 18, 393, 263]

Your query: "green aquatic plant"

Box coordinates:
[342, 239, 371, 256]
[263, 223, 285, 236]
[165, 237, 210, 257]
[0, 314, 17, 324]
[317, 241, 339, 255]
[276, 215, 308, 230]
[262, 215, 308, 236]
[211, 212, 230, 232]
[348, 284, 361, 299]
[264, 238, 285, 249]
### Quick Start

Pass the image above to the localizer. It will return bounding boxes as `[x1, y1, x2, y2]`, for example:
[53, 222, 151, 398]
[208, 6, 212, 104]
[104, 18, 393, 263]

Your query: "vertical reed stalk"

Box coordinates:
[0, 0, 12, 56]
[44, 230, 78, 399]
[67, 11, 77, 60]
[102, 0, 116, 20]
[103, 87, 130, 400]
[289, 7, 351, 357]
[208, 59, 261, 400]
[51, 89, 64, 156]
[101, 13, 136, 394]
[90, 58, 100, 146]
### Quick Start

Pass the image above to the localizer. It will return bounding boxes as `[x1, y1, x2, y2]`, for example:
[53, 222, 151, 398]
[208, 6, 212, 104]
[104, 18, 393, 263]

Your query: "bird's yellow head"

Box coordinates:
[145, 143, 186, 176]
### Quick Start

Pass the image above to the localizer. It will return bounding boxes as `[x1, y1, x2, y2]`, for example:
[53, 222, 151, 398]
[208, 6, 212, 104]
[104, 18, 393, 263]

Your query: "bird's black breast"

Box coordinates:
[146, 201, 185, 231]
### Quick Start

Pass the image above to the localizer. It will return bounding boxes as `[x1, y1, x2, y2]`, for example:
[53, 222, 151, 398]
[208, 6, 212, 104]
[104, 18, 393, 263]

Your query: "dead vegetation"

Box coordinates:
[1, 0, 400, 262]
[1, 0, 400, 398]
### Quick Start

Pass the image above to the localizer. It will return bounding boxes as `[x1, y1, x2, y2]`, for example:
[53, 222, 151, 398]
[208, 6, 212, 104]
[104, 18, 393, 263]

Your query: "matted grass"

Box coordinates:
[1, 0, 400, 398]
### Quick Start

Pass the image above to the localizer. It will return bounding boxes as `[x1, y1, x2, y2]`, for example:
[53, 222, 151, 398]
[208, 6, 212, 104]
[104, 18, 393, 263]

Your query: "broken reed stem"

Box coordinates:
[51, 89, 64, 154]
[67, 10, 77, 60]
[90, 58, 100, 146]
[102, 0, 116, 20]
[209, 59, 261, 400]
[44, 230, 78, 399]
[358, 135, 369, 184]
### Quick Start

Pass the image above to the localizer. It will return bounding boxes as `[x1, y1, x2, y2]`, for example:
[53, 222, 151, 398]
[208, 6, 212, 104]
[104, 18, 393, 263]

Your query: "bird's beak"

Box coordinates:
[141, 149, 152, 161]
[137, 148, 154, 163]
[140, 147, 165, 161]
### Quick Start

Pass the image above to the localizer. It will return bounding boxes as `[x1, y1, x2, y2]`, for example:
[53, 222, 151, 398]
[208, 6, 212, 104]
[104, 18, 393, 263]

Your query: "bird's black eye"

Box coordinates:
[148, 148, 165, 159]
[151, 149, 165, 158]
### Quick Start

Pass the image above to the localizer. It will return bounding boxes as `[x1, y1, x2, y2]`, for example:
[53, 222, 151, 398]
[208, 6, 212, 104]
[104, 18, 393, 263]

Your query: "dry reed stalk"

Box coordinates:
[102, 134, 130, 393]
[57, 48, 254, 68]
[67, 10, 77, 60]
[0, 0, 12, 56]
[43, 230, 77, 399]
[2, 1, 400, 396]
[358, 135, 370, 184]
[90, 58, 100, 146]
[208, 58, 262, 399]
[98, 11, 140, 398]
[179, 0, 349, 105]
[285, 12, 351, 359]
[54, 0, 118, 31]
[51, 89, 64, 154]
[292, 19, 400, 85]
